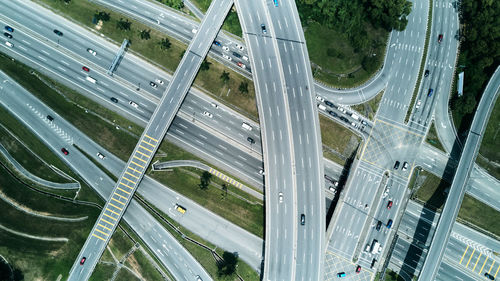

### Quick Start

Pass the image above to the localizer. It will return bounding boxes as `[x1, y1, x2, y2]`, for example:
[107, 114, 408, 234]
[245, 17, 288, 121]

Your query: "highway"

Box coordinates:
[418, 66, 500, 280]
[67, 0, 234, 278]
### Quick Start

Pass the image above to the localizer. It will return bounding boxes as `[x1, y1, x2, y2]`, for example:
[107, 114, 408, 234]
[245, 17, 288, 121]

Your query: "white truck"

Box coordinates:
[351, 113, 359, 120]
[371, 239, 381, 254]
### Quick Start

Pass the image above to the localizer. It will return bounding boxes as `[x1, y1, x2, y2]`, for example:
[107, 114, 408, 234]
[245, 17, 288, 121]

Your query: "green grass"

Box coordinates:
[89, 263, 115, 281]
[477, 97, 500, 180]
[425, 122, 446, 152]
[115, 268, 141, 281]
[412, 170, 450, 211]
[148, 168, 264, 237]
[190, 0, 211, 12]
[124, 249, 165, 281]
[384, 269, 405, 281]
[458, 195, 500, 238]
[222, 9, 242, 37]
[101, 247, 116, 263]
[305, 21, 387, 88]
[108, 227, 135, 262]
[351, 90, 384, 120]
[319, 115, 360, 165]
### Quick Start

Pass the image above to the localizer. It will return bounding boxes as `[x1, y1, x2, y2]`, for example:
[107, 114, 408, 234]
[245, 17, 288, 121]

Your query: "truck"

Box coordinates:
[371, 239, 381, 254]
[351, 113, 359, 120]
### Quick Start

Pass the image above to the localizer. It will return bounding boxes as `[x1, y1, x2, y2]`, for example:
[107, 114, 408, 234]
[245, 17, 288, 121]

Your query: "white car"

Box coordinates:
[97, 152, 105, 159]
[338, 106, 346, 113]
[258, 169, 264, 175]
[191, 28, 197, 34]
[155, 79, 164, 85]
[203, 111, 213, 118]
[236, 43, 244, 51]
[415, 100, 421, 109]
[210, 102, 218, 108]
[242, 55, 249, 61]
[315, 95, 325, 103]
[222, 54, 232, 61]
[278, 192, 283, 203]
[87, 48, 97, 56]
[129, 101, 139, 108]
[222, 46, 229, 52]
[5, 41, 13, 48]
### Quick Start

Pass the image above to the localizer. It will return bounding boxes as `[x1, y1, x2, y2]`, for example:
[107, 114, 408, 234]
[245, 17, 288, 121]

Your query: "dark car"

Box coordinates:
[47, 115, 54, 121]
[61, 148, 69, 155]
[337, 272, 346, 277]
[110, 97, 118, 103]
[438, 34, 443, 43]
[4, 26, 14, 33]
[387, 219, 393, 229]
[328, 110, 337, 118]
[356, 265, 361, 273]
[82, 66, 90, 72]
[424, 69, 430, 77]
[393, 161, 400, 169]
[428, 88, 434, 97]
[387, 201, 393, 209]
[485, 272, 495, 280]
[376, 221, 382, 231]
[261, 24, 267, 34]
[340, 116, 349, 123]
[149, 81, 158, 88]
[213, 40, 221, 46]
[232, 52, 242, 58]
[300, 214, 305, 225]
[80, 257, 86, 265]
[247, 137, 255, 144]
[53, 29, 63, 36]
[324, 100, 334, 107]
[3, 32, 12, 39]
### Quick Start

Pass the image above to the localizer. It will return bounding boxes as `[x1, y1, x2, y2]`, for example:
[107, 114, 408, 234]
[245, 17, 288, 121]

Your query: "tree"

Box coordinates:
[179, 50, 185, 59]
[116, 18, 131, 31]
[217, 251, 239, 276]
[221, 183, 227, 197]
[200, 59, 211, 71]
[220, 71, 230, 84]
[199, 171, 212, 190]
[158, 38, 171, 50]
[238, 82, 248, 94]
[94, 11, 110, 22]
[140, 29, 151, 40]
[361, 55, 380, 73]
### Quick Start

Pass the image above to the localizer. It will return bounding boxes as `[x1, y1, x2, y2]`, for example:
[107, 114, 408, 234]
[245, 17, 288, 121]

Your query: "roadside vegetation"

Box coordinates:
[351, 90, 384, 120]
[476, 98, 500, 180]
[319, 115, 361, 166]
[383, 269, 405, 281]
[425, 122, 446, 152]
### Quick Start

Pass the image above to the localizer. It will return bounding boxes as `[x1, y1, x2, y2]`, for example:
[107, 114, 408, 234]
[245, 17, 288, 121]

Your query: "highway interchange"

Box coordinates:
[0, 0, 499, 280]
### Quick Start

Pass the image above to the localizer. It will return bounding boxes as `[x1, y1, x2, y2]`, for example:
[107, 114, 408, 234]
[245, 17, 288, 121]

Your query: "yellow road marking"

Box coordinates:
[114, 192, 127, 200]
[466, 249, 475, 267]
[101, 218, 114, 226]
[472, 253, 482, 272]
[103, 213, 117, 221]
[489, 261, 495, 273]
[125, 171, 139, 179]
[133, 155, 147, 163]
[92, 233, 106, 241]
[141, 140, 155, 147]
[480, 256, 489, 274]
[111, 198, 125, 205]
[106, 208, 120, 216]
[139, 145, 153, 153]
[131, 161, 144, 168]
[136, 150, 150, 158]
[98, 223, 111, 231]
[117, 187, 131, 195]
[495, 264, 500, 278]
[95, 228, 109, 236]
[109, 203, 122, 211]
[144, 134, 158, 142]
[120, 182, 134, 189]
[128, 167, 141, 174]
[122, 177, 136, 184]
[459, 245, 469, 264]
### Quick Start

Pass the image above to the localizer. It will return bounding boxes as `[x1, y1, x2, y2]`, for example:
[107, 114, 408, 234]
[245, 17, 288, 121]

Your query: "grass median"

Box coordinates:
[425, 122, 446, 152]
[319, 115, 361, 166]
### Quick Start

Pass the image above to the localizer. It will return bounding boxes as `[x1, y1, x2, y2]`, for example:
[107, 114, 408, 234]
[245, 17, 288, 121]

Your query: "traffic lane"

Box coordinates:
[436, 260, 482, 281]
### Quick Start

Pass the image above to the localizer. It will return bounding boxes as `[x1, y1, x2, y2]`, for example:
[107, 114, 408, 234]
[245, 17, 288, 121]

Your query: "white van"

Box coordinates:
[86, 76, 97, 84]
[351, 113, 360, 120]
[317, 104, 326, 111]
[242, 122, 253, 131]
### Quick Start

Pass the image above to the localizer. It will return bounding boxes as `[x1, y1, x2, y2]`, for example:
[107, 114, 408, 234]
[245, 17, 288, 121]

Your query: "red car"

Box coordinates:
[61, 148, 69, 155]
[387, 201, 393, 209]
[82, 66, 90, 72]
[438, 34, 443, 43]
[80, 257, 86, 265]
[356, 265, 362, 273]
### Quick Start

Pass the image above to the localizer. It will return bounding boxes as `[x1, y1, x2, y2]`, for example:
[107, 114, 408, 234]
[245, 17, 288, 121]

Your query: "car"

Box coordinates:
[61, 148, 69, 155]
[155, 79, 164, 85]
[376, 221, 382, 231]
[236, 44, 244, 51]
[247, 137, 255, 144]
[53, 29, 63, 36]
[315, 95, 325, 103]
[428, 88, 434, 97]
[382, 188, 389, 198]
[393, 161, 400, 169]
[361, 120, 367, 125]
[438, 34, 443, 43]
[5, 41, 13, 48]
[424, 69, 430, 77]
[329, 186, 336, 191]
[203, 111, 213, 118]
[191, 28, 197, 34]
[222, 45, 229, 52]
[258, 169, 264, 175]
[273, 0, 279, 7]
[328, 111, 338, 118]
[371, 259, 377, 268]
[110, 97, 118, 103]
[278, 192, 283, 203]
[87, 48, 97, 56]
[196, 276, 203, 281]
[129, 101, 139, 108]
[149, 81, 158, 88]
[237, 62, 246, 69]
[337, 272, 346, 278]
[356, 265, 361, 273]
[242, 55, 249, 61]
[222, 54, 232, 61]
[416, 100, 421, 109]
[3, 32, 12, 39]
[261, 24, 267, 34]
[80, 257, 86, 265]
[300, 214, 305, 225]
[211, 102, 218, 108]
[232, 52, 242, 58]
[213, 40, 221, 46]
[387, 201, 393, 209]
[324, 100, 334, 107]
[351, 122, 357, 127]
[339, 116, 349, 123]
[47, 115, 54, 121]
[82, 66, 90, 72]
[485, 272, 495, 280]
[97, 152, 105, 159]
[4, 26, 14, 33]
[387, 219, 393, 229]
[402, 162, 409, 171]
[175, 204, 186, 213]
[337, 106, 346, 113]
